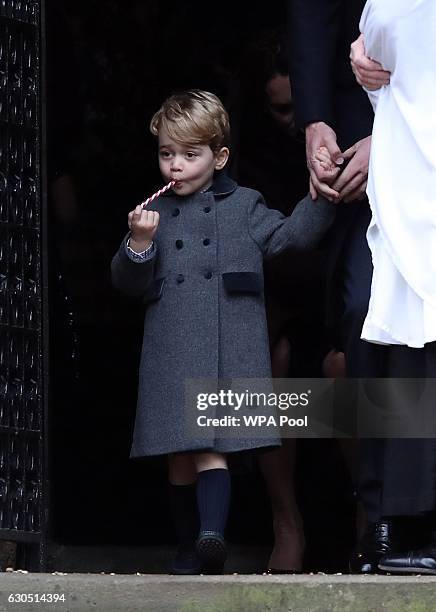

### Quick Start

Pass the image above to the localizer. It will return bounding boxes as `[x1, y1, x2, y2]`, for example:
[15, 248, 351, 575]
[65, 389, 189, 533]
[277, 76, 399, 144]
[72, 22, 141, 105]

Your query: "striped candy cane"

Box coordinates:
[141, 180, 176, 209]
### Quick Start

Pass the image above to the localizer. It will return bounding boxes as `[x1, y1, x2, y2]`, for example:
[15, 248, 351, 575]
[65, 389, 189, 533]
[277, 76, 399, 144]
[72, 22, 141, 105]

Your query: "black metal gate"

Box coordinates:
[0, 0, 48, 571]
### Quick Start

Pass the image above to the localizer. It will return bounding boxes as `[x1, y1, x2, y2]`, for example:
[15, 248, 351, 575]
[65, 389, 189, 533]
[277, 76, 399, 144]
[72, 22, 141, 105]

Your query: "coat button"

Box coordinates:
[172, 208, 180, 217]
[177, 274, 184, 284]
[204, 271, 212, 279]
[203, 238, 210, 246]
[176, 239, 183, 249]
[204, 206, 211, 213]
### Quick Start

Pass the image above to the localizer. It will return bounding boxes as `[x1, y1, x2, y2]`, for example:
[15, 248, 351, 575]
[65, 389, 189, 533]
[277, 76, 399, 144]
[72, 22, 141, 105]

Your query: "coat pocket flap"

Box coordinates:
[142, 277, 165, 304]
[222, 272, 263, 294]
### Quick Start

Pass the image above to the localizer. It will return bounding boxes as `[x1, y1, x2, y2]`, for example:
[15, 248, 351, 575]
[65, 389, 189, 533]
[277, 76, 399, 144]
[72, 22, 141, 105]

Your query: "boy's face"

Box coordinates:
[158, 125, 229, 196]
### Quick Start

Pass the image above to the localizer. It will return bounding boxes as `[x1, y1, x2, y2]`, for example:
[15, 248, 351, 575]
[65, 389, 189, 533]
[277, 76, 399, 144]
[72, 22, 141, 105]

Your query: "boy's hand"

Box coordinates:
[128, 205, 160, 251]
[314, 146, 337, 173]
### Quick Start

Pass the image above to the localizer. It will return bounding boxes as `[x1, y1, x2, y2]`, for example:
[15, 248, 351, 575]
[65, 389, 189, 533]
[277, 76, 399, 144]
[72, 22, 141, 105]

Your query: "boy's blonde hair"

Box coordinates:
[150, 90, 230, 153]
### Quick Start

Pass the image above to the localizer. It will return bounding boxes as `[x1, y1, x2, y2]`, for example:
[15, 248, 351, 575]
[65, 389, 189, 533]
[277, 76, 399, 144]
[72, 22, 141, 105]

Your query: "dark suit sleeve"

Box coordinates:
[287, 0, 343, 129]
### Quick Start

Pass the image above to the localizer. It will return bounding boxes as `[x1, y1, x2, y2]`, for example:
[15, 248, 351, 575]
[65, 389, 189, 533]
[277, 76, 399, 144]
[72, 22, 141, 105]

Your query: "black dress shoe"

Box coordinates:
[350, 520, 393, 574]
[379, 547, 436, 574]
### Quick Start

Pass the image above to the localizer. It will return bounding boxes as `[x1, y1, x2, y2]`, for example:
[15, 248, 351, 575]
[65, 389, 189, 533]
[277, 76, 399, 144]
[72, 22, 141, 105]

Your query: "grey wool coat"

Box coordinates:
[111, 172, 335, 457]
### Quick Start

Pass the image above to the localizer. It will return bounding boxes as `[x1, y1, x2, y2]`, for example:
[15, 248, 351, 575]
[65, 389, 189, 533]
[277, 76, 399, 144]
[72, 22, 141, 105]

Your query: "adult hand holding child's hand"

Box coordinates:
[314, 135, 371, 204]
[305, 121, 344, 201]
[331, 136, 371, 203]
[128, 205, 160, 252]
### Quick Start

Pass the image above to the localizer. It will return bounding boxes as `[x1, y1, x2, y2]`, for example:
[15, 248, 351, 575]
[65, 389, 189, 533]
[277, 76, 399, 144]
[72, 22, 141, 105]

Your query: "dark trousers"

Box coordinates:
[338, 204, 436, 523]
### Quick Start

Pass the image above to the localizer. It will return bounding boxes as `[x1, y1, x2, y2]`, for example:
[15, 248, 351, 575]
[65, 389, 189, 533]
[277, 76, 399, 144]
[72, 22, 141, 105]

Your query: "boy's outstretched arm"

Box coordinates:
[248, 192, 336, 259]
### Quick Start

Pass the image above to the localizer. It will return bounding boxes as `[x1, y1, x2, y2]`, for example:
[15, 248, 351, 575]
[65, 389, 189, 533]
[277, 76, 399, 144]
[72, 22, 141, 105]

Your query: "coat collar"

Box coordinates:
[160, 171, 237, 198]
[210, 171, 238, 196]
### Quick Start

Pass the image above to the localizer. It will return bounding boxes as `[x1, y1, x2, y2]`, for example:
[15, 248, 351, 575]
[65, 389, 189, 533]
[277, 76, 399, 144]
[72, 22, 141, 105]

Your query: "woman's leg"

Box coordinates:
[258, 440, 305, 572]
[271, 334, 291, 379]
[258, 333, 305, 572]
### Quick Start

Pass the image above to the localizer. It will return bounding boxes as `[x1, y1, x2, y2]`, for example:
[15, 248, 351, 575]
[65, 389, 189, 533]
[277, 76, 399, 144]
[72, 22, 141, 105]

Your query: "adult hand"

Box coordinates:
[332, 136, 371, 203]
[305, 122, 343, 201]
[350, 34, 390, 91]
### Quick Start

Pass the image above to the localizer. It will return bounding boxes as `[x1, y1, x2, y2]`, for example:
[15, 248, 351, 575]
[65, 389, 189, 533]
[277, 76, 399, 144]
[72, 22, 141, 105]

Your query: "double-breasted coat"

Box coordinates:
[111, 172, 335, 457]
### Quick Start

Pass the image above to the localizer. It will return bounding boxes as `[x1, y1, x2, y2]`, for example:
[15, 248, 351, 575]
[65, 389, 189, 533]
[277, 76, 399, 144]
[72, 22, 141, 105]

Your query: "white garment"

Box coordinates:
[359, 0, 436, 348]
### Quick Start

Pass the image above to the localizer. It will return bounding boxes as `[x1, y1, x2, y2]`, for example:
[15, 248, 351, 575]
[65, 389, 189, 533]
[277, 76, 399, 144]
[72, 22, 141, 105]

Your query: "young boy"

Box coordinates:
[111, 90, 336, 574]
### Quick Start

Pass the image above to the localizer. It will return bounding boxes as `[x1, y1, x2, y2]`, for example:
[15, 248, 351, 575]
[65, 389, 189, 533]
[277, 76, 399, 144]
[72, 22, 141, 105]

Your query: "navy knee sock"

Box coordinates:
[196, 468, 231, 536]
[168, 483, 199, 550]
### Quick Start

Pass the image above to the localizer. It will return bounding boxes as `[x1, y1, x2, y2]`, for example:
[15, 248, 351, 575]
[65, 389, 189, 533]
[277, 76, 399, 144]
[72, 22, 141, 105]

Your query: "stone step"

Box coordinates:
[1, 572, 436, 612]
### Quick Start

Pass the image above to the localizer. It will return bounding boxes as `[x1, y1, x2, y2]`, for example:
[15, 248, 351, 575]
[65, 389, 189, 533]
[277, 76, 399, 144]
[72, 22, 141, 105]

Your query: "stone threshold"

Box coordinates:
[1, 572, 436, 612]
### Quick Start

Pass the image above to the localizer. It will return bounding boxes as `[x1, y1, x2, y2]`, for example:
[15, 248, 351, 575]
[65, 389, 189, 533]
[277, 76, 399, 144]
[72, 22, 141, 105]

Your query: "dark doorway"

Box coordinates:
[46, 0, 354, 573]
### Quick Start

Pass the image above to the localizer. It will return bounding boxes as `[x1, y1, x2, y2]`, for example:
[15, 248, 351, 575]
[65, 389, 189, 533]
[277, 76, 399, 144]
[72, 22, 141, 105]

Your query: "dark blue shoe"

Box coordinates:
[196, 531, 226, 574]
[171, 547, 202, 575]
